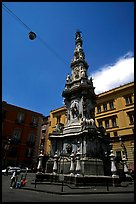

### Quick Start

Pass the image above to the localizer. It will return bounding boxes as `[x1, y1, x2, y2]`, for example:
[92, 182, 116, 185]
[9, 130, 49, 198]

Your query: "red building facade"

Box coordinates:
[2, 101, 45, 170]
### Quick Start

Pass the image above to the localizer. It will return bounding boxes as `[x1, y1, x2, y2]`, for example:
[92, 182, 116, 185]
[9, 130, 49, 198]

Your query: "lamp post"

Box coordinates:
[119, 136, 128, 159]
[118, 136, 132, 180]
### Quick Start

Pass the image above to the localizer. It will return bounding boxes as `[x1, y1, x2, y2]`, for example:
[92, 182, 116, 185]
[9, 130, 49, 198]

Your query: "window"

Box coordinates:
[17, 112, 24, 123]
[98, 120, 102, 127]
[57, 116, 61, 124]
[105, 120, 109, 128]
[42, 125, 46, 133]
[27, 133, 35, 145]
[112, 118, 117, 127]
[12, 129, 21, 143]
[97, 106, 101, 113]
[31, 116, 37, 126]
[109, 101, 114, 110]
[107, 133, 110, 137]
[128, 112, 134, 124]
[103, 103, 107, 111]
[26, 148, 32, 158]
[125, 96, 133, 105]
[114, 131, 118, 137]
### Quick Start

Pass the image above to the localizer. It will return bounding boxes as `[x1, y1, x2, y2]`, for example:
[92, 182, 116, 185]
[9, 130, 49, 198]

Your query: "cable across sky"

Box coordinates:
[2, 3, 69, 67]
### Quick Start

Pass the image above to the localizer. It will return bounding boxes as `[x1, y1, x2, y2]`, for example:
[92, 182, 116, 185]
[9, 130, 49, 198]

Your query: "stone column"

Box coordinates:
[53, 151, 58, 174]
[75, 147, 81, 176]
[70, 151, 75, 175]
[122, 155, 128, 173]
[82, 136, 87, 157]
[37, 150, 44, 172]
[109, 149, 118, 186]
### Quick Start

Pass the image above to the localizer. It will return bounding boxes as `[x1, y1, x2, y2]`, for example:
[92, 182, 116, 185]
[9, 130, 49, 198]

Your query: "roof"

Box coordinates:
[96, 81, 134, 96]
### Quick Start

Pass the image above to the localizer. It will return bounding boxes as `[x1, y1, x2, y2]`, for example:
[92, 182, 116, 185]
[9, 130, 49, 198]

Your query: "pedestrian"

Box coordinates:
[21, 175, 27, 187]
[15, 179, 21, 189]
[10, 169, 18, 189]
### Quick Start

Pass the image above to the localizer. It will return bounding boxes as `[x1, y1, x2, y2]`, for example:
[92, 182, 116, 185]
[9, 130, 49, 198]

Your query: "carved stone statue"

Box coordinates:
[55, 123, 64, 133]
[71, 103, 79, 118]
[66, 74, 71, 83]
[76, 31, 81, 39]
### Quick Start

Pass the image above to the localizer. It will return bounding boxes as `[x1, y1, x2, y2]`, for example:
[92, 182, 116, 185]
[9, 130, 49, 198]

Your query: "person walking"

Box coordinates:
[10, 169, 18, 189]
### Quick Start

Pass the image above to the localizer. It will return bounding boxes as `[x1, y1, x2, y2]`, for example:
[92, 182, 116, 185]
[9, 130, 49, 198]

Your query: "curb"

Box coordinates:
[20, 187, 134, 195]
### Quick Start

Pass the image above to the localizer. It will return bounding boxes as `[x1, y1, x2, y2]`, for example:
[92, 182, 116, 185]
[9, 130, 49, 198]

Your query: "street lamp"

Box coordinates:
[119, 136, 128, 159]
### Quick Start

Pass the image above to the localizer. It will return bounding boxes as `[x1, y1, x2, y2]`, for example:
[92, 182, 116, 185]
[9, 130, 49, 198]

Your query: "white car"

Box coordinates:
[21, 167, 28, 173]
[2, 167, 21, 175]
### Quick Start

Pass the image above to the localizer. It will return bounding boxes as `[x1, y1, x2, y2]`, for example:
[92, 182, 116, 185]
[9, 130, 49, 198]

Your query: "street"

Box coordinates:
[2, 175, 134, 202]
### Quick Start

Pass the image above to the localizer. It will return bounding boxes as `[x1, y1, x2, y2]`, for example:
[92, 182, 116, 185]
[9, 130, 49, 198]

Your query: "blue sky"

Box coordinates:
[2, 2, 134, 116]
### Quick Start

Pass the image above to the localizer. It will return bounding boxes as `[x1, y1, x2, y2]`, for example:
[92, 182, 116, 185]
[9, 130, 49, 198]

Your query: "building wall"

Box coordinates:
[39, 115, 50, 156]
[46, 82, 134, 170]
[94, 82, 134, 169]
[95, 82, 134, 137]
[2, 101, 44, 169]
[46, 106, 66, 155]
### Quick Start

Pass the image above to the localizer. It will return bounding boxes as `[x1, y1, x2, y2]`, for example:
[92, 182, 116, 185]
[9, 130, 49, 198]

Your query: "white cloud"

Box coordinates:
[91, 52, 134, 94]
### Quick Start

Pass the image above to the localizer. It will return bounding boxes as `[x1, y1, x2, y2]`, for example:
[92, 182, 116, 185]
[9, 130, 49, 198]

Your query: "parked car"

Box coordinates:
[2, 167, 21, 175]
[21, 167, 28, 173]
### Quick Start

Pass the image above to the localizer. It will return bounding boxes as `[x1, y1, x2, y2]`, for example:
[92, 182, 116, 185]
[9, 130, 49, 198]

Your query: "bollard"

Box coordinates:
[61, 181, 64, 192]
[59, 170, 64, 192]
[35, 179, 37, 188]
[106, 180, 109, 191]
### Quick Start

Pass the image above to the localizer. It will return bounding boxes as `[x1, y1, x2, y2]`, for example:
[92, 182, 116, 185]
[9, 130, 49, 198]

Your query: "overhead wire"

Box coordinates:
[2, 3, 69, 66]
[2, 3, 31, 32]
[37, 36, 69, 66]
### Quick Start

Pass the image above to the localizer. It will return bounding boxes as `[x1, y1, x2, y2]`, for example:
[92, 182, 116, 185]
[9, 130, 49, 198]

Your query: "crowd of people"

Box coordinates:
[10, 169, 27, 189]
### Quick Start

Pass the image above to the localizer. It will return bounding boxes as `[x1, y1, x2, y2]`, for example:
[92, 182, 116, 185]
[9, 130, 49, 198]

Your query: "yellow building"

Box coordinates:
[46, 82, 134, 170]
[46, 106, 66, 155]
[95, 82, 134, 170]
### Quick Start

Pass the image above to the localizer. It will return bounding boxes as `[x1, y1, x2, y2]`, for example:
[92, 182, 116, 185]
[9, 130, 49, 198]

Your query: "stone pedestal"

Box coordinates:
[59, 159, 71, 174]
[45, 159, 54, 173]
[81, 158, 104, 175]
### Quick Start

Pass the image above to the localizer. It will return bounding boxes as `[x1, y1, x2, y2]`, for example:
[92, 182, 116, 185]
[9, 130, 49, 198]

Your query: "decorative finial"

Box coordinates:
[75, 30, 82, 39]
